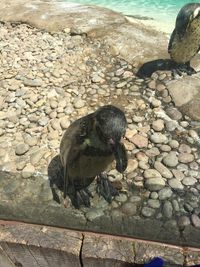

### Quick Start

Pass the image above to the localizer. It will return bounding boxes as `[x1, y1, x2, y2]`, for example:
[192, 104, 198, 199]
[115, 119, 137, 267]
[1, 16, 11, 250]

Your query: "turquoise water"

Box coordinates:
[64, 0, 198, 31]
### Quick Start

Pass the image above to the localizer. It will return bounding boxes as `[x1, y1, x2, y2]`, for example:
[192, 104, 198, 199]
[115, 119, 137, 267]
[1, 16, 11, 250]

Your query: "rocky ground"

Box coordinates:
[0, 21, 200, 248]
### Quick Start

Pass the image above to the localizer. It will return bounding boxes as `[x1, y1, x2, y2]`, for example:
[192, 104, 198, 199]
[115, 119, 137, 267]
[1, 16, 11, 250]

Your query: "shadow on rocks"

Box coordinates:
[136, 59, 176, 78]
[48, 154, 64, 204]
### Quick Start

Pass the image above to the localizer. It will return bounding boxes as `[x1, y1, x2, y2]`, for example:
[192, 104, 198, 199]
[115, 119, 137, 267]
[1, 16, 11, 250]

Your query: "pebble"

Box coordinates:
[23, 78, 42, 87]
[60, 116, 70, 129]
[162, 201, 173, 218]
[168, 179, 184, 190]
[126, 159, 138, 173]
[22, 164, 35, 178]
[150, 133, 167, 144]
[166, 107, 182, 120]
[182, 177, 197, 186]
[145, 177, 165, 191]
[168, 140, 179, 149]
[147, 199, 160, 209]
[15, 143, 30, 155]
[158, 188, 173, 200]
[115, 193, 128, 202]
[144, 169, 162, 179]
[141, 207, 155, 217]
[121, 202, 137, 215]
[178, 216, 191, 229]
[160, 145, 171, 152]
[74, 99, 85, 109]
[152, 119, 164, 131]
[130, 134, 148, 148]
[162, 152, 178, 167]
[178, 144, 191, 154]
[85, 208, 104, 221]
[165, 121, 177, 131]
[172, 169, 185, 181]
[178, 153, 194, 163]
[154, 161, 173, 179]
[145, 147, 160, 157]
[191, 214, 200, 228]
[150, 192, 158, 199]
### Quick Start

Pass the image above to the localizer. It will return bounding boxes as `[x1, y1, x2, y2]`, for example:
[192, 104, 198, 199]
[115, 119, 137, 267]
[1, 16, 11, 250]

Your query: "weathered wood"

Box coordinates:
[0, 222, 82, 267]
[0, 246, 14, 267]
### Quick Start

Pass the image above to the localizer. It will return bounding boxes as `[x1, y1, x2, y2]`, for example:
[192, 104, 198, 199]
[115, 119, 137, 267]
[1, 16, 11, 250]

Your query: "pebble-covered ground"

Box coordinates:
[1, 22, 200, 243]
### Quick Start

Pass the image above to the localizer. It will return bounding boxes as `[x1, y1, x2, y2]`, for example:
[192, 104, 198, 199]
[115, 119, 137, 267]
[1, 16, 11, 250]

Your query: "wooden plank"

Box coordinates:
[0, 246, 15, 267]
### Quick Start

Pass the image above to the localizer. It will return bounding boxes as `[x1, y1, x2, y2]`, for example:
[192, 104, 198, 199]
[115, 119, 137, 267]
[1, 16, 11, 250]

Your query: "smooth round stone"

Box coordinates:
[24, 137, 38, 147]
[150, 133, 167, 144]
[141, 207, 155, 217]
[145, 177, 165, 191]
[162, 201, 173, 218]
[162, 152, 178, 167]
[115, 193, 128, 202]
[129, 196, 141, 203]
[147, 199, 160, 209]
[50, 100, 58, 109]
[15, 143, 30, 155]
[152, 120, 164, 132]
[178, 144, 191, 154]
[165, 121, 177, 131]
[191, 214, 200, 228]
[138, 161, 150, 170]
[177, 163, 188, 172]
[74, 99, 85, 109]
[108, 169, 123, 181]
[189, 161, 199, 170]
[136, 151, 148, 162]
[22, 164, 35, 178]
[121, 202, 137, 215]
[154, 161, 173, 179]
[85, 208, 104, 221]
[172, 169, 185, 181]
[144, 169, 162, 179]
[158, 188, 173, 200]
[38, 117, 49, 126]
[150, 192, 158, 199]
[168, 179, 184, 190]
[166, 107, 182, 120]
[51, 119, 61, 130]
[178, 153, 194, 163]
[180, 121, 189, 128]
[145, 147, 160, 157]
[130, 134, 148, 148]
[182, 177, 197, 186]
[126, 159, 138, 173]
[160, 145, 171, 152]
[184, 203, 193, 213]
[148, 80, 156, 89]
[172, 199, 179, 212]
[60, 116, 70, 129]
[168, 140, 179, 149]
[178, 216, 191, 229]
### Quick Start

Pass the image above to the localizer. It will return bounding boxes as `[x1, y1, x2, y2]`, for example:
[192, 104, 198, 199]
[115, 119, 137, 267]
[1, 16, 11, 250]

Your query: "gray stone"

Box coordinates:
[172, 169, 185, 181]
[150, 192, 158, 199]
[168, 140, 179, 149]
[145, 177, 165, 191]
[158, 188, 173, 200]
[60, 116, 70, 129]
[147, 199, 160, 209]
[121, 202, 137, 215]
[23, 78, 42, 87]
[15, 143, 29, 155]
[85, 208, 104, 221]
[177, 216, 191, 229]
[168, 179, 184, 190]
[162, 201, 173, 218]
[166, 107, 182, 120]
[141, 207, 155, 217]
[191, 214, 200, 228]
[165, 121, 177, 132]
[145, 147, 160, 157]
[182, 177, 197, 186]
[115, 193, 128, 202]
[162, 152, 178, 167]
[150, 133, 167, 144]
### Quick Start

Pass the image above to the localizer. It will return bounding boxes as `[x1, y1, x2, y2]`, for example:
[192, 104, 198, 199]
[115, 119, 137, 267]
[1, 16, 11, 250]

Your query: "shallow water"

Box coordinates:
[64, 0, 198, 32]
